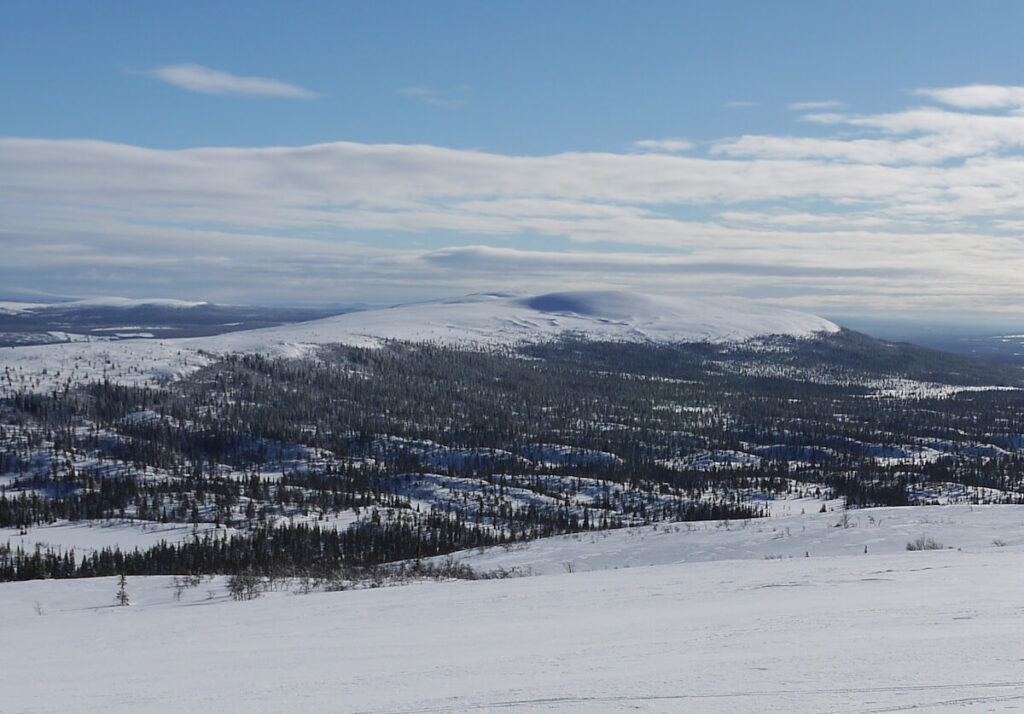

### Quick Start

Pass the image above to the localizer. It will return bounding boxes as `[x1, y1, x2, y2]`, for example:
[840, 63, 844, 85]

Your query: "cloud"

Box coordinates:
[7, 83, 1024, 314]
[711, 133, 985, 165]
[145, 64, 319, 98]
[0, 138, 923, 217]
[916, 84, 1024, 109]
[788, 100, 845, 111]
[423, 245, 912, 279]
[397, 86, 466, 108]
[632, 139, 694, 153]
[714, 106, 1024, 165]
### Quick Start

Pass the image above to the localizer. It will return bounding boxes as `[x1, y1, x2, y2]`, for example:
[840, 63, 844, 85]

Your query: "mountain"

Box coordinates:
[3, 287, 1024, 714]
[0, 299, 340, 347]
[198, 290, 840, 352]
[0, 290, 837, 353]
[0, 290, 842, 393]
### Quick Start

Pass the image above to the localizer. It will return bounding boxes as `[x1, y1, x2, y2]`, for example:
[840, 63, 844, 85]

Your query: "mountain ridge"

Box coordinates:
[197, 290, 841, 351]
[0, 290, 842, 395]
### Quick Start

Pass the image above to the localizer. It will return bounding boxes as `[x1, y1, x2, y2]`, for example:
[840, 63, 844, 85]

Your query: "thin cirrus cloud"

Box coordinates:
[788, 100, 845, 111]
[145, 64, 319, 98]
[397, 86, 466, 108]
[4, 83, 1024, 313]
[632, 139, 694, 153]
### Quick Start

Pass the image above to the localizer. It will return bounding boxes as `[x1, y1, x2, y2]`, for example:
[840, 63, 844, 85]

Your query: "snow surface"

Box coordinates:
[865, 378, 1021, 400]
[0, 520, 226, 555]
[0, 301, 49, 314]
[438, 503, 1024, 575]
[3, 504, 1024, 713]
[0, 338, 215, 395]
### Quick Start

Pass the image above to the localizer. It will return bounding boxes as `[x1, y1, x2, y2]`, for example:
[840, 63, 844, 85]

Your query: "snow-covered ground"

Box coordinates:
[4, 504, 1024, 713]
[439, 502, 1024, 575]
[0, 290, 839, 394]
[865, 378, 1022, 400]
[0, 520, 225, 555]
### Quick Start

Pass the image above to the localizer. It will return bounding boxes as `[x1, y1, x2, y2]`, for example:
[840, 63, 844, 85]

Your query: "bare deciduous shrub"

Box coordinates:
[906, 536, 943, 551]
[227, 572, 264, 601]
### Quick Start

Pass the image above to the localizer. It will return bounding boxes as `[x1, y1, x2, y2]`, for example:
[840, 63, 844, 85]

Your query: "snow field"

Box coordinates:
[439, 503, 1024, 576]
[2, 547, 1023, 713]
[3, 504, 1024, 712]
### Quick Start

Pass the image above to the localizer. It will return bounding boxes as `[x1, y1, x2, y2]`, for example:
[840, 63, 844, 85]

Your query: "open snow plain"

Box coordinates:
[3, 503, 1023, 714]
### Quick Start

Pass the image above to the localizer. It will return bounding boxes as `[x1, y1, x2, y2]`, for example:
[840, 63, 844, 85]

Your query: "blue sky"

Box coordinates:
[4, 1, 1024, 318]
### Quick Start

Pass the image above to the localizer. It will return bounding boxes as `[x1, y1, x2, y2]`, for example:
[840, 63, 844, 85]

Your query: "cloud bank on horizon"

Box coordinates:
[3, 83, 1024, 315]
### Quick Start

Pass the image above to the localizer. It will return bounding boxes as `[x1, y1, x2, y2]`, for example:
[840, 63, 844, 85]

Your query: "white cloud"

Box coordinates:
[8, 83, 1024, 314]
[916, 84, 1024, 109]
[711, 133, 995, 165]
[716, 210, 912, 231]
[146, 64, 319, 98]
[715, 105, 1024, 166]
[0, 138, 925, 216]
[632, 139, 694, 153]
[788, 100, 845, 111]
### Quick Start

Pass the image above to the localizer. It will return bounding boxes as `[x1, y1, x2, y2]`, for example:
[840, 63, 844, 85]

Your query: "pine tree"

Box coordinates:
[115, 572, 130, 606]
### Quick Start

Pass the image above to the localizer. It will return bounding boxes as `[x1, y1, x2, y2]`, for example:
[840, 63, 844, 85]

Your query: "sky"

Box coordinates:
[4, 0, 1024, 321]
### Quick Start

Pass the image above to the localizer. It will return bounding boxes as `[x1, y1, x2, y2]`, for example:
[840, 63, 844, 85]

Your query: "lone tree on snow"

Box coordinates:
[115, 572, 130, 607]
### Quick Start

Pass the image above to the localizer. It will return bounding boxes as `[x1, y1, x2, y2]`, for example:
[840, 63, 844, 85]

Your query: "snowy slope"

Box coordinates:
[0, 301, 50, 314]
[0, 290, 839, 393]
[438, 502, 1024, 576]
[198, 290, 840, 351]
[3, 541, 1023, 712]
[4, 499, 1019, 576]
[0, 338, 215, 394]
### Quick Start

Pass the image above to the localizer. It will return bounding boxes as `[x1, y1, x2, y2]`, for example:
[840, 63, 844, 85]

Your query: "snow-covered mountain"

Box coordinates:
[0, 290, 841, 394]
[0, 297, 210, 316]
[199, 290, 840, 351]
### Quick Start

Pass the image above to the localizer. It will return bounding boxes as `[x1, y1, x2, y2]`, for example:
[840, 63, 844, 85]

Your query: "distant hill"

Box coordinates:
[0, 299, 341, 347]
[197, 290, 841, 351]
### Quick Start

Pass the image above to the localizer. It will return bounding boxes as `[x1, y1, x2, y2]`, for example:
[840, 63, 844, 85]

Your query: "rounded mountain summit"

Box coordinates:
[203, 290, 841, 350]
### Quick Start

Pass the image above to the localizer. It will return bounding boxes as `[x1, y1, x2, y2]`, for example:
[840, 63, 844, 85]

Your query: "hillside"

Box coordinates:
[2, 292, 1024, 712]
[0, 298, 337, 347]
[4, 504, 1024, 713]
[1, 290, 1022, 585]
[0, 290, 839, 395]
[198, 290, 840, 350]
[2, 334, 1023, 582]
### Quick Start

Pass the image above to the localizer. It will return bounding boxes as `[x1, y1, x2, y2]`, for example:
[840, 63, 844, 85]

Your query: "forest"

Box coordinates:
[2, 331, 1023, 581]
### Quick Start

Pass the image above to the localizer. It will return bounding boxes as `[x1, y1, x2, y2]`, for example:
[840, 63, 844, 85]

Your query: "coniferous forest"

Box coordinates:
[2, 332, 1023, 581]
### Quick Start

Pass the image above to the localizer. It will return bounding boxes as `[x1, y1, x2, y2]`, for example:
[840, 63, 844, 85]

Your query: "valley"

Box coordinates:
[1, 293, 1022, 581]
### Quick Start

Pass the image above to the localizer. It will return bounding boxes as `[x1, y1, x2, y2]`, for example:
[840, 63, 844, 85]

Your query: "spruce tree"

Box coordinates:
[115, 572, 130, 606]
